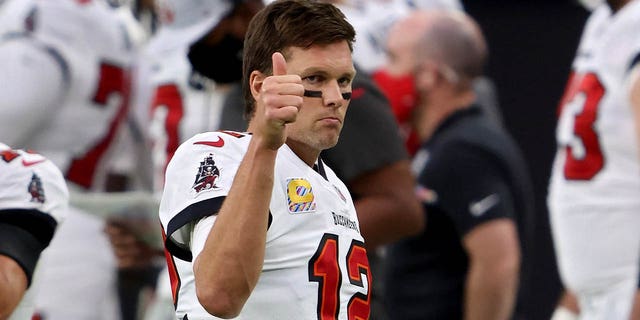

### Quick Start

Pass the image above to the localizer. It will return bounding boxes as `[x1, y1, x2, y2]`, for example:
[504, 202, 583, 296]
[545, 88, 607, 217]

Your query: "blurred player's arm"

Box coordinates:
[628, 56, 640, 320]
[463, 218, 520, 320]
[0, 215, 54, 319]
[349, 160, 424, 249]
[0, 39, 67, 147]
[0, 255, 27, 319]
[629, 58, 640, 156]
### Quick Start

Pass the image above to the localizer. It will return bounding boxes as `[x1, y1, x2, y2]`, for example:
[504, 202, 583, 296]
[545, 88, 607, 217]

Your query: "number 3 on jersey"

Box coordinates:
[557, 72, 605, 180]
[309, 233, 371, 320]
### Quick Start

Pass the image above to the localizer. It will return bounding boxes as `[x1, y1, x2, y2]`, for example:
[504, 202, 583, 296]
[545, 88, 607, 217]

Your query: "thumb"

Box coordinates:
[272, 52, 287, 76]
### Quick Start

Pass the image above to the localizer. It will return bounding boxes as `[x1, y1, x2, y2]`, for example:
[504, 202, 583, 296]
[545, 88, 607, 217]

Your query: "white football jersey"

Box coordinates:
[139, 40, 228, 194]
[0, 1, 137, 319]
[0, 0, 136, 191]
[549, 1, 640, 209]
[548, 2, 640, 318]
[159, 131, 371, 319]
[0, 143, 69, 320]
[0, 144, 68, 222]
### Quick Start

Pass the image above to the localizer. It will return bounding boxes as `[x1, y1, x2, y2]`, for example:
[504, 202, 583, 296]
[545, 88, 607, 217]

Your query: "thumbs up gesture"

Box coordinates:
[252, 52, 305, 150]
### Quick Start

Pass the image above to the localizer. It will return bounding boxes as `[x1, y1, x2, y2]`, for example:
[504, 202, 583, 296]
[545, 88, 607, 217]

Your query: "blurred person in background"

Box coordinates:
[324, 0, 501, 157]
[381, 10, 534, 320]
[322, 0, 464, 75]
[548, 0, 640, 319]
[0, 144, 68, 320]
[0, 0, 142, 318]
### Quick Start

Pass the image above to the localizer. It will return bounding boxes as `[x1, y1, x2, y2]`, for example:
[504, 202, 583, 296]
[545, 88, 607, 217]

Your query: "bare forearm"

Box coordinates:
[194, 141, 277, 316]
[350, 161, 424, 250]
[356, 193, 423, 249]
[0, 256, 27, 319]
[464, 261, 519, 320]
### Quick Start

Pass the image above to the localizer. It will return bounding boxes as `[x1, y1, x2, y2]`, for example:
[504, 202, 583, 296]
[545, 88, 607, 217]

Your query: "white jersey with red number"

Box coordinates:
[0, 0, 135, 191]
[549, 1, 640, 213]
[0, 143, 69, 320]
[159, 131, 371, 319]
[548, 2, 640, 318]
[139, 39, 229, 194]
[0, 1, 135, 319]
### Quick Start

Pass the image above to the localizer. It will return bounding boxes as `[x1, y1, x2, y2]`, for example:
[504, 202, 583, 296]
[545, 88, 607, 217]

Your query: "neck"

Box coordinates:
[415, 88, 476, 142]
[246, 119, 320, 167]
[285, 139, 320, 167]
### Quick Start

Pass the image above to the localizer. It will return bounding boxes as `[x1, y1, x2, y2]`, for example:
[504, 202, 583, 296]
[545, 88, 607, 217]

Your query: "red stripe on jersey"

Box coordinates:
[66, 62, 130, 189]
[151, 84, 184, 186]
[161, 224, 182, 307]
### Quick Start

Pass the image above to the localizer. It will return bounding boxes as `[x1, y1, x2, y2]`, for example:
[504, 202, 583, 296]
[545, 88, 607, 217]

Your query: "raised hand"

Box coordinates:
[252, 52, 305, 150]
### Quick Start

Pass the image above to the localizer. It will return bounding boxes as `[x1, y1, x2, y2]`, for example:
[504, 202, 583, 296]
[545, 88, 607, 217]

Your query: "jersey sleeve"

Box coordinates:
[0, 147, 69, 225]
[0, 145, 69, 284]
[419, 142, 516, 236]
[322, 69, 408, 183]
[0, 38, 68, 147]
[159, 131, 245, 261]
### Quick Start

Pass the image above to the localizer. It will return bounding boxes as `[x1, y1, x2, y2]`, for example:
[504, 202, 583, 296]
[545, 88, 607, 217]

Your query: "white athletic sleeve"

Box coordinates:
[159, 131, 247, 261]
[0, 144, 69, 224]
[0, 39, 67, 147]
[191, 215, 215, 262]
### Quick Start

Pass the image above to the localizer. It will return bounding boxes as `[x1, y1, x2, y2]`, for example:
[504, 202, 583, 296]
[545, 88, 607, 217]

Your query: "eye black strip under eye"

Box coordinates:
[303, 90, 352, 100]
[303, 90, 323, 98]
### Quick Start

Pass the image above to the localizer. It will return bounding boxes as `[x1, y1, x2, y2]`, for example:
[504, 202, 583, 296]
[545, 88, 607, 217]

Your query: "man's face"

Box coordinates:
[284, 41, 356, 152]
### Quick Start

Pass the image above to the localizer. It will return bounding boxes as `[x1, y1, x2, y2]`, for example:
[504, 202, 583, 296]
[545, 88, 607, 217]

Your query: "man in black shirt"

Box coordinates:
[381, 10, 534, 320]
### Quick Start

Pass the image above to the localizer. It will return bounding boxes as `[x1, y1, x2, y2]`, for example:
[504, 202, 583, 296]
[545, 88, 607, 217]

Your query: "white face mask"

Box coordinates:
[577, 0, 605, 11]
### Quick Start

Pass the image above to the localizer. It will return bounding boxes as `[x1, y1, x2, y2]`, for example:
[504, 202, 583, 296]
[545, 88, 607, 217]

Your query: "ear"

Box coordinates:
[416, 61, 439, 90]
[249, 70, 265, 101]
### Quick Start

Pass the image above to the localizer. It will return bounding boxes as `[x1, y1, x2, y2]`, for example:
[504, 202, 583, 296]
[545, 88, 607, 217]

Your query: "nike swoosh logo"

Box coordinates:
[469, 193, 500, 217]
[194, 137, 224, 148]
[22, 158, 46, 167]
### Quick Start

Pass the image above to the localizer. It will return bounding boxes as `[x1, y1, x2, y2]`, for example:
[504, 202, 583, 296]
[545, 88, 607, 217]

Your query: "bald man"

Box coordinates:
[380, 10, 534, 320]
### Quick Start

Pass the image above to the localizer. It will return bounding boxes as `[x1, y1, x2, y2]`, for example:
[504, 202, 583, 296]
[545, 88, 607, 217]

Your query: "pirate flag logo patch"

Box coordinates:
[193, 153, 220, 193]
[28, 173, 45, 203]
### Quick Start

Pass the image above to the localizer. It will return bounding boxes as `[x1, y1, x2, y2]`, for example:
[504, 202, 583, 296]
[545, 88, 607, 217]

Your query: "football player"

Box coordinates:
[0, 0, 141, 318]
[548, 0, 640, 319]
[119, 1, 265, 317]
[159, 1, 373, 318]
[138, 0, 263, 193]
[0, 143, 68, 320]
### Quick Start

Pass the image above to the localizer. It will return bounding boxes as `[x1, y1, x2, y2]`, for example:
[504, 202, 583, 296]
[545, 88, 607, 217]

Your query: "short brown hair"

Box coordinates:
[242, 0, 356, 118]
